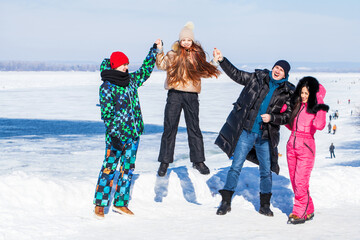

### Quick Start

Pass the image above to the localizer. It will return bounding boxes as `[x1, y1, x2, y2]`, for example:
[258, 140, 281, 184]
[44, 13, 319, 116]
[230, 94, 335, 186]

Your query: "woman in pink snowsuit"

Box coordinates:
[285, 76, 329, 224]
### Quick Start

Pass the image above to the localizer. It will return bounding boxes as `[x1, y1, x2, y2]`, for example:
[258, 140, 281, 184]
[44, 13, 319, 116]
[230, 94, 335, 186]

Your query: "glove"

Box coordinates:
[153, 40, 163, 50]
[316, 84, 326, 104]
[111, 136, 125, 151]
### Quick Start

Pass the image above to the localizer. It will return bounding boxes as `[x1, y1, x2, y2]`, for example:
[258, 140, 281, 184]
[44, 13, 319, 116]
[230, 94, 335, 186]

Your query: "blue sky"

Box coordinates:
[1, 0, 359, 64]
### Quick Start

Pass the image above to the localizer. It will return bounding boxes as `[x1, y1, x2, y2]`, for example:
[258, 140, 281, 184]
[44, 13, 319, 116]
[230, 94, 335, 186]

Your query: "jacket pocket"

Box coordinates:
[304, 142, 314, 156]
[233, 102, 242, 111]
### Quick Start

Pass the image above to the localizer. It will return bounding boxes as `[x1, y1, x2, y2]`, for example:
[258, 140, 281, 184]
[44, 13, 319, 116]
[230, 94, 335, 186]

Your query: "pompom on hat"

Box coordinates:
[179, 21, 195, 41]
[110, 51, 129, 69]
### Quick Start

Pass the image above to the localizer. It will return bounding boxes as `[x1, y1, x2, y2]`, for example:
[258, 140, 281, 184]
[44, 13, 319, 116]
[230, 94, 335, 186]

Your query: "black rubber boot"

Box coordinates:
[259, 192, 274, 217]
[157, 163, 169, 177]
[216, 190, 234, 215]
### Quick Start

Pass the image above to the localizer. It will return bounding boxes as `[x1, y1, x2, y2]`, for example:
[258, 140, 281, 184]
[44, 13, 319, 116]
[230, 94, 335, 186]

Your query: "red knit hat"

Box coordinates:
[110, 52, 129, 69]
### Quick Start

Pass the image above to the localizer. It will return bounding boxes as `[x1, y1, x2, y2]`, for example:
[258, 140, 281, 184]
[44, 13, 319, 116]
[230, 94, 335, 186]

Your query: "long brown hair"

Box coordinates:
[167, 41, 220, 87]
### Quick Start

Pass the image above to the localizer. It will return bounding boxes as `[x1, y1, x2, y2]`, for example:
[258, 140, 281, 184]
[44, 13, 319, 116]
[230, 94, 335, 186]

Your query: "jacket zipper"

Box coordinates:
[293, 104, 305, 148]
[126, 85, 138, 137]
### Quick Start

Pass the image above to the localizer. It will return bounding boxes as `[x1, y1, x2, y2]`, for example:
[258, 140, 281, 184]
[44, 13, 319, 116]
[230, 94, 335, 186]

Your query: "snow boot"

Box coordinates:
[305, 213, 315, 221]
[192, 162, 210, 175]
[94, 206, 105, 219]
[259, 192, 274, 217]
[287, 213, 305, 224]
[158, 162, 169, 177]
[287, 212, 314, 224]
[113, 206, 134, 216]
[216, 189, 234, 215]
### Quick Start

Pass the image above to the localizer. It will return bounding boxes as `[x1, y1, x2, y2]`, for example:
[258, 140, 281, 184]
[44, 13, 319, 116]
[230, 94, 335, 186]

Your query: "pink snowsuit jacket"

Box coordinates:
[286, 84, 327, 218]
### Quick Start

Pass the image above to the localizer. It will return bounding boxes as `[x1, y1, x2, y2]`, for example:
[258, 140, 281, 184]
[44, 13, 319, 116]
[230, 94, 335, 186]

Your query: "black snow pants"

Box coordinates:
[158, 89, 205, 163]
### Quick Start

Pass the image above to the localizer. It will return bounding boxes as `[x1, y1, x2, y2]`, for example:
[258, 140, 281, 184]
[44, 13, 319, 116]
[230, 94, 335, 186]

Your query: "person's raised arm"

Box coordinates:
[213, 48, 254, 86]
[312, 84, 329, 130]
[131, 39, 162, 87]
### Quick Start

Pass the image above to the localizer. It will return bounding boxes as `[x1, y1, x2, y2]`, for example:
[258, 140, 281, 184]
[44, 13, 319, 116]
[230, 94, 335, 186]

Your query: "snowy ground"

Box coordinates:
[0, 71, 359, 240]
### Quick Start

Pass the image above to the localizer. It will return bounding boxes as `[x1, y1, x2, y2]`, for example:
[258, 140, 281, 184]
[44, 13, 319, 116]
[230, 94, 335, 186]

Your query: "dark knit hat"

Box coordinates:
[273, 60, 291, 78]
[110, 52, 129, 69]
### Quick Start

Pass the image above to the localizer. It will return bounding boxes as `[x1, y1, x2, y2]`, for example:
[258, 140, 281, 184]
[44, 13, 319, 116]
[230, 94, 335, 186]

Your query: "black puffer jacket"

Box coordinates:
[215, 57, 295, 174]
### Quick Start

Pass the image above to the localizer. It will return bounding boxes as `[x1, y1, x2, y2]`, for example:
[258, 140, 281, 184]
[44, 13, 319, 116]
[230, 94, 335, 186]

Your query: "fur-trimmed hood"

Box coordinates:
[292, 76, 329, 114]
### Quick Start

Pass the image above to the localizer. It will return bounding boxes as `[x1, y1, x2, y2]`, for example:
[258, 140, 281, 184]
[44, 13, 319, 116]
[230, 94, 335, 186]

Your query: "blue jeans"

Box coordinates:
[223, 130, 272, 193]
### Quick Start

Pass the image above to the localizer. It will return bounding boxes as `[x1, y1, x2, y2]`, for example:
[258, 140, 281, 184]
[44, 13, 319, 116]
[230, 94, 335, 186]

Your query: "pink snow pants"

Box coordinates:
[286, 133, 315, 218]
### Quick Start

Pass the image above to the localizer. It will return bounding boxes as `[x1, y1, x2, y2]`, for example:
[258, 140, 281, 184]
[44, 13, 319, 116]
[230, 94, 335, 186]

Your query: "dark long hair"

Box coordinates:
[288, 85, 309, 128]
[288, 77, 319, 128]
[167, 41, 220, 87]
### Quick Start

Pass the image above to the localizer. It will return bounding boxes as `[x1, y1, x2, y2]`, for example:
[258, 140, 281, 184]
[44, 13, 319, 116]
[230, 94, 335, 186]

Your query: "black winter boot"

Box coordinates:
[259, 192, 274, 217]
[216, 190, 234, 215]
[192, 162, 210, 175]
[157, 163, 169, 177]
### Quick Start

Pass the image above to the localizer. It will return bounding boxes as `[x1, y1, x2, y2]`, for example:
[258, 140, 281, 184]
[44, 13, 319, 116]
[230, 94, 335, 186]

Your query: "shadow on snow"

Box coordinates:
[151, 164, 293, 215]
[103, 165, 201, 211]
[337, 140, 360, 151]
[0, 117, 196, 139]
[154, 166, 200, 205]
[207, 166, 294, 215]
[334, 160, 360, 167]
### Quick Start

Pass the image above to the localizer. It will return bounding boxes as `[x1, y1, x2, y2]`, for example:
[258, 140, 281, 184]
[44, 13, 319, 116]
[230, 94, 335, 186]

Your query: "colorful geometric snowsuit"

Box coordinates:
[94, 140, 139, 207]
[93, 46, 157, 207]
[286, 84, 327, 218]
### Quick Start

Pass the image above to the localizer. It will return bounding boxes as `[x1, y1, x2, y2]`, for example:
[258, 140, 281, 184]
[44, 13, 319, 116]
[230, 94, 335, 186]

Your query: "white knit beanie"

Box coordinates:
[179, 21, 195, 41]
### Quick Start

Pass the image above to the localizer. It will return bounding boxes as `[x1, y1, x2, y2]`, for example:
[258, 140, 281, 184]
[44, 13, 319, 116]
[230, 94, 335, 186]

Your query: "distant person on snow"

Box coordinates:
[156, 22, 221, 177]
[328, 122, 332, 134]
[333, 124, 337, 134]
[212, 48, 294, 217]
[329, 143, 336, 158]
[93, 39, 162, 219]
[285, 76, 329, 224]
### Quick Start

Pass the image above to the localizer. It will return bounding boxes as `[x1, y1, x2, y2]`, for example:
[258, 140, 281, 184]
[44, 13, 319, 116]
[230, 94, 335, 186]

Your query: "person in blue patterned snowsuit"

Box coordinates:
[93, 39, 162, 218]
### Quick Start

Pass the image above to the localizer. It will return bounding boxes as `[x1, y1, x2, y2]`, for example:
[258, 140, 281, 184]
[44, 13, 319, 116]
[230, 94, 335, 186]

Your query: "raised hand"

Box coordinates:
[213, 48, 223, 62]
[155, 39, 163, 50]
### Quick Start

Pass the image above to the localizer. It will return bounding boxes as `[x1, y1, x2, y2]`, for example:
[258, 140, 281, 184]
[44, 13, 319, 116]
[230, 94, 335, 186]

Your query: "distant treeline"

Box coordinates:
[241, 62, 360, 73]
[1, 60, 359, 72]
[0, 61, 98, 71]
